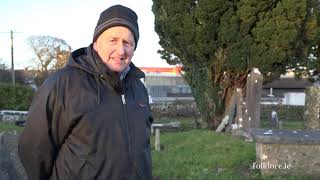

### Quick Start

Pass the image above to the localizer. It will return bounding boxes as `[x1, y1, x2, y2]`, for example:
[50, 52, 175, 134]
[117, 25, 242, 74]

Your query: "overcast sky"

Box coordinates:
[0, 0, 171, 69]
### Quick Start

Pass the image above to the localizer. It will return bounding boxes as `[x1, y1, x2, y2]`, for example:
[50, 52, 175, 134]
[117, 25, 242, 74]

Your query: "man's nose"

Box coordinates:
[116, 43, 125, 55]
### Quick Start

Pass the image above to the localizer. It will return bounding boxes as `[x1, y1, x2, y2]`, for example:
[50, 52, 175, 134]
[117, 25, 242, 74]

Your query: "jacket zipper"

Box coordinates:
[121, 94, 141, 178]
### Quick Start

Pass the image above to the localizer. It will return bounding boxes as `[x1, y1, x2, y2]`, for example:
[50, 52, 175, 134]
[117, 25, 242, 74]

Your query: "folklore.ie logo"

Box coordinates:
[251, 162, 291, 170]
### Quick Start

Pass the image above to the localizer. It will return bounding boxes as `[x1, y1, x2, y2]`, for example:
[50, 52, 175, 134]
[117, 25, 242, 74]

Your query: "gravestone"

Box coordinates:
[152, 122, 180, 152]
[231, 88, 245, 129]
[230, 68, 262, 137]
[304, 86, 320, 129]
[251, 128, 320, 176]
[219, 88, 242, 132]
[216, 68, 264, 142]
[244, 68, 262, 129]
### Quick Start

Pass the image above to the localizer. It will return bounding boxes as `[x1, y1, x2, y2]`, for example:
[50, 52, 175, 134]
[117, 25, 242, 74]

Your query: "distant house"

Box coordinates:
[139, 67, 314, 106]
[262, 78, 313, 106]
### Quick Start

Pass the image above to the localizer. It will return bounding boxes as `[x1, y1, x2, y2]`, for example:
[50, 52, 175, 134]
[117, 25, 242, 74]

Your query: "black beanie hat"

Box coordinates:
[93, 5, 139, 50]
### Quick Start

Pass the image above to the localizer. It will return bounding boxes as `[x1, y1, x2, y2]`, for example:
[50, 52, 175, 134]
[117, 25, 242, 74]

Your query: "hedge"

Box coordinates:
[261, 104, 304, 122]
[0, 83, 35, 111]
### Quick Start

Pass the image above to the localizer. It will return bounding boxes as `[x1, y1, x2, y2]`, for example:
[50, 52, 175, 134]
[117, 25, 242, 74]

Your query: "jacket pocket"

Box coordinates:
[78, 154, 101, 180]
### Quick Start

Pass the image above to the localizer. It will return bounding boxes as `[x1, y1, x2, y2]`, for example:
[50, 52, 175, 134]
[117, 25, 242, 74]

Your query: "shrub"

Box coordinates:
[261, 105, 304, 122]
[0, 83, 35, 111]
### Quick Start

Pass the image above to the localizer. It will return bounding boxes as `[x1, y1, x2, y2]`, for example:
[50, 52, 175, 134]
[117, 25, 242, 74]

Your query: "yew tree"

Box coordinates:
[152, 0, 320, 129]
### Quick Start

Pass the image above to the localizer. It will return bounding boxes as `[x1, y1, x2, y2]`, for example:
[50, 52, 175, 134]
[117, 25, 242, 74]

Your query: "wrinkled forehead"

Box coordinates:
[99, 26, 135, 41]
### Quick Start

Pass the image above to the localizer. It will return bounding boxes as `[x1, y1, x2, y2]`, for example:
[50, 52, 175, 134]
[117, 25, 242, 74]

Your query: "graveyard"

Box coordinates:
[0, 113, 311, 179]
[1, 0, 320, 179]
[149, 68, 320, 179]
[0, 70, 318, 180]
[147, 113, 312, 179]
[1, 68, 320, 179]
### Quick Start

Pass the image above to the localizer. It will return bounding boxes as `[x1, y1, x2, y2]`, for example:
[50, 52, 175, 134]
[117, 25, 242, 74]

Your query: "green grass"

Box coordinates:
[0, 118, 311, 179]
[155, 116, 305, 131]
[151, 130, 311, 180]
[0, 122, 24, 133]
[151, 130, 259, 179]
[260, 118, 304, 130]
[280, 121, 305, 129]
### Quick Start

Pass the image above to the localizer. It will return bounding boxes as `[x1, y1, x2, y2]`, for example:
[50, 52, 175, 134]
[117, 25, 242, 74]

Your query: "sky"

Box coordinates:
[0, 0, 171, 69]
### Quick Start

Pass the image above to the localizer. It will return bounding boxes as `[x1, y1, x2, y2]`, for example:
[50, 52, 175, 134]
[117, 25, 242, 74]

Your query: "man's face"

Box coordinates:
[93, 26, 135, 72]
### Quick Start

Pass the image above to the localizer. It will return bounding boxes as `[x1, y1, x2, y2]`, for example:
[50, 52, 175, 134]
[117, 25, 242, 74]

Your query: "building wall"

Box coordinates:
[283, 92, 305, 106]
[143, 74, 193, 102]
[144, 74, 188, 86]
[261, 88, 307, 106]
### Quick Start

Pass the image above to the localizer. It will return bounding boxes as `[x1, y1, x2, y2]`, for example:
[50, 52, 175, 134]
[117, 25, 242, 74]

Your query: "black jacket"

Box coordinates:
[18, 45, 153, 180]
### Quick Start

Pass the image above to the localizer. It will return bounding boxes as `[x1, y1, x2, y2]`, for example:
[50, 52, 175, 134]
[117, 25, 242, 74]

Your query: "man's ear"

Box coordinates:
[93, 42, 98, 51]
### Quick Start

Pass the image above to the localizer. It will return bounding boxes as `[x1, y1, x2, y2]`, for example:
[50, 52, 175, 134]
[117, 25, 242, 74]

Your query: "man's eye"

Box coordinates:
[109, 39, 116, 44]
[125, 41, 134, 47]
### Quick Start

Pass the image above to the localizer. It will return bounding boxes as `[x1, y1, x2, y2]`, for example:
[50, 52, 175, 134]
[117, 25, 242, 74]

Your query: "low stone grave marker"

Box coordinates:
[151, 122, 181, 133]
[251, 128, 320, 176]
[152, 122, 180, 151]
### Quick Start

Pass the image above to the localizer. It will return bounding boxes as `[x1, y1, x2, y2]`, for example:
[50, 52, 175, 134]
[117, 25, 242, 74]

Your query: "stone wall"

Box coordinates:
[151, 101, 199, 117]
[151, 103, 306, 121]
[0, 111, 28, 123]
[0, 104, 304, 122]
[2, 103, 199, 122]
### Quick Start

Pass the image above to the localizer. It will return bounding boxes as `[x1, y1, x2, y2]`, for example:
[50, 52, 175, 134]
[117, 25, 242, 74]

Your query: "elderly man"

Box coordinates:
[18, 5, 153, 180]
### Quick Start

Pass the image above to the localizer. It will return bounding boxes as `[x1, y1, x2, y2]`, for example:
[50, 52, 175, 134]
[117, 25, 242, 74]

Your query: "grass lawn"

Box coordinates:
[151, 129, 309, 180]
[0, 122, 24, 133]
[155, 116, 306, 131]
[260, 118, 305, 130]
[0, 118, 309, 179]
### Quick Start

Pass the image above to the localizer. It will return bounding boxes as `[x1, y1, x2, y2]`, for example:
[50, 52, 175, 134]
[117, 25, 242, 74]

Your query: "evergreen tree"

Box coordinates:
[152, 0, 320, 129]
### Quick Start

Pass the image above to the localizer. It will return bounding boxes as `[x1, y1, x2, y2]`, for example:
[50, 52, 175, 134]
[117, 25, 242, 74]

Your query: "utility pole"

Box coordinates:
[10, 30, 15, 85]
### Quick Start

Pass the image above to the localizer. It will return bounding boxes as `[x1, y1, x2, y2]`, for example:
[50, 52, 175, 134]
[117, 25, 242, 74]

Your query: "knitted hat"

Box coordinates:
[93, 5, 139, 50]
